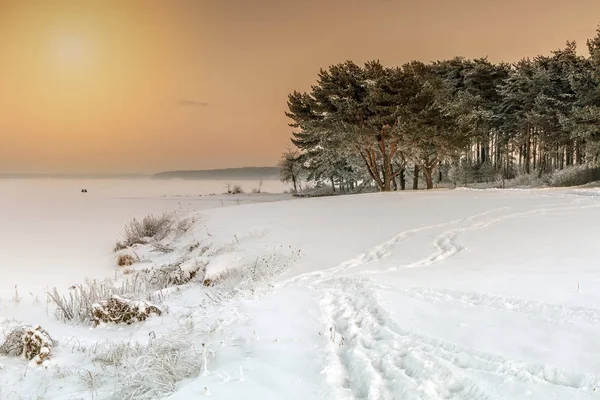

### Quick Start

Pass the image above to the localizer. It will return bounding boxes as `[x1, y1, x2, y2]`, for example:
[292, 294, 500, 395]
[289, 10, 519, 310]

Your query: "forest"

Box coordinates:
[280, 28, 600, 192]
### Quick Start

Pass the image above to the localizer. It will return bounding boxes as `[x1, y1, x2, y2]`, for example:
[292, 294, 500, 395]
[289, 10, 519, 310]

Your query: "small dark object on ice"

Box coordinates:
[81, 189, 88, 193]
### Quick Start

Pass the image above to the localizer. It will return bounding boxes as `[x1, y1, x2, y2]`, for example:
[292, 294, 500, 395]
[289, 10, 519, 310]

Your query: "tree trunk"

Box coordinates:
[383, 174, 391, 191]
[330, 177, 335, 192]
[382, 150, 393, 192]
[292, 176, 298, 193]
[424, 168, 434, 190]
[359, 150, 385, 192]
[533, 137, 539, 171]
[525, 130, 531, 174]
[399, 168, 406, 190]
[412, 165, 419, 190]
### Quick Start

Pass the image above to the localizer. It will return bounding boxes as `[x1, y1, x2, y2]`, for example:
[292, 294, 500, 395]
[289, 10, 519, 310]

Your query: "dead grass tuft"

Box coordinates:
[117, 253, 137, 267]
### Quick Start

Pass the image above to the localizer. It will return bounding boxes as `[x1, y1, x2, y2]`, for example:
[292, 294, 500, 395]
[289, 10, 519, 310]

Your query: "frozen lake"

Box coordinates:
[0, 178, 289, 295]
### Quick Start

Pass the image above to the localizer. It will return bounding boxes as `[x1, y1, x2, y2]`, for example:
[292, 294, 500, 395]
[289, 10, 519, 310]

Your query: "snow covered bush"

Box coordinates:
[0, 325, 54, 364]
[105, 333, 207, 399]
[224, 184, 244, 194]
[91, 340, 145, 367]
[91, 295, 162, 326]
[150, 241, 175, 254]
[150, 261, 205, 288]
[204, 250, 302, 291]
[548, 165, 600, 187]
[507, 171, 547, 188]
[48, 276, 156, 323]
[447, 160, 476, 186]
[115, 213, 174, 250]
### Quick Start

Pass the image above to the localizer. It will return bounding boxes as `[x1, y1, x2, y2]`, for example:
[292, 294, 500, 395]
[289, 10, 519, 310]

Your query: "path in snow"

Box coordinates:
[320, 278, 600, 400]
[287, 193, 600, 399]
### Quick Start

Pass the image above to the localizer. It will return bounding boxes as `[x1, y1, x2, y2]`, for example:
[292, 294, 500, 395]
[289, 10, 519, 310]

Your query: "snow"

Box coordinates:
[0, 179, 290, 296]
[1, 181, 600, 399]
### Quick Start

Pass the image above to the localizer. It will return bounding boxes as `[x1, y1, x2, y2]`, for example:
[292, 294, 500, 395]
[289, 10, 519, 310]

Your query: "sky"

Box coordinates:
[1, 0, 600, 174]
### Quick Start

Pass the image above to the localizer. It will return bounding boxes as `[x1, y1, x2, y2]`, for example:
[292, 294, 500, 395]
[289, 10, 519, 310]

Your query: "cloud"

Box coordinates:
[177, 99, 209, 107]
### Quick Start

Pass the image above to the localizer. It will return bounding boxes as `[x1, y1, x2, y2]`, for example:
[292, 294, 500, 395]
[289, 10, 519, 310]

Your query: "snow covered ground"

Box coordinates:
[1, 183, 600, 399]
[0, 179, 289, 296]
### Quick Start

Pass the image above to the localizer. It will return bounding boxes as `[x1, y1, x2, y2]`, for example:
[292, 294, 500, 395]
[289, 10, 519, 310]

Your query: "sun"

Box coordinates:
[51, 34, 91, 68]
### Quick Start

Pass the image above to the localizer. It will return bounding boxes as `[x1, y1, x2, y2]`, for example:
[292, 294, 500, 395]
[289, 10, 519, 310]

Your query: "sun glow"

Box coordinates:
[53, 34, 89, 66]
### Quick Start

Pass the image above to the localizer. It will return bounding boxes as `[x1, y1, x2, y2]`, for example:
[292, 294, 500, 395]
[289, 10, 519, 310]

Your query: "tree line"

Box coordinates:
[279, 27, 600, 192]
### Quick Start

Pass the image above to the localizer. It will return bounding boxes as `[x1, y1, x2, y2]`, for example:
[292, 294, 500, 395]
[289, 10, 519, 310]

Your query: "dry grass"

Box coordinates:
[150, 262, 205, 287]
[113, 242, 129, 252]
[114, 213, 174, 251]
[48, 276, 160, 323]
[150, 241, 175, 254]
[0, 325, 55, 364]
[91, 296, 162, 326]
[117, 254, 137, 267]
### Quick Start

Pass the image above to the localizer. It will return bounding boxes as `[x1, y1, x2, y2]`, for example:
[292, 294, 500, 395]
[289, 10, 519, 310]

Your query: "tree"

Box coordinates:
[566, 28, 600, 164]
[286, 61, 408, 192]
[278, 148, 303, 192]
[282, 25, 600, 191]
[398, 62, 472, 189]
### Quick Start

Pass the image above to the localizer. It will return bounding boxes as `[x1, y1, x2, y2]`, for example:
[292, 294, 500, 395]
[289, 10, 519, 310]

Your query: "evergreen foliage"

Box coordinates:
[283, 27, 600, 190]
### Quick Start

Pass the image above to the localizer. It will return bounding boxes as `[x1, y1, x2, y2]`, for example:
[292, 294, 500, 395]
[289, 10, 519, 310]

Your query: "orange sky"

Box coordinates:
[1, 0, 600, 174]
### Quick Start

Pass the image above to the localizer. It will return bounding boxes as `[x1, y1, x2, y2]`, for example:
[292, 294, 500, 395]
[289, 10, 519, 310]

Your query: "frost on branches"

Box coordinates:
[150, 261, 205, 288]
[92, 295, 162, 326]
[0, 325, 54, 364]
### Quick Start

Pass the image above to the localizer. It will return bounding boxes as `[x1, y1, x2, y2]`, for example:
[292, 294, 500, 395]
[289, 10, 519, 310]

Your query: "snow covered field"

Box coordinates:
[1, 182, 600, 399]
[0, 179, 289, 296]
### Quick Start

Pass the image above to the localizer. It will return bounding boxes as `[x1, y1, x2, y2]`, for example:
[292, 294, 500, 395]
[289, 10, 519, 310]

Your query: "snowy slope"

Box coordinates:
[1, 187, 600, 399]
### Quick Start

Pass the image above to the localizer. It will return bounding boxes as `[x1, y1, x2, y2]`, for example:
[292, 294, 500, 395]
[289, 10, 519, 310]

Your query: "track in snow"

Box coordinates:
[284, 207, 511, 287]
[305, 197, 600, 399]
[320, 278, 600, 400]
[397, 287, 600, 327]
[366, 201, 600, 274]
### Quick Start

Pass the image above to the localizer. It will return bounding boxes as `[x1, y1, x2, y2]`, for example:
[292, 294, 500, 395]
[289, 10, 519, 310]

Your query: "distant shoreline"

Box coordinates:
[0, 167, 280, 181]
[151, 167, 279, 181]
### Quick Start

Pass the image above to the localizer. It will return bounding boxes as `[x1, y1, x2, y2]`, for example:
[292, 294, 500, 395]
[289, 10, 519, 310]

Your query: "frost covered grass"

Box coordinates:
[115, 213, 175, 251]
[47, 275, 161, 323]
[74, 321, 216, 400]
[204, 251, 302, 291]
[91, 296, 162, 326]
[104, 334, 206, 400]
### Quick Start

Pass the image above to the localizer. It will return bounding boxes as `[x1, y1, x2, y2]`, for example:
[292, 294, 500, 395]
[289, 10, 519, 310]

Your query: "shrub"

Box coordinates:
[102, 326, 207, 400]
[231, 184, 244, 194]
[91, 296, 162, 326]
[150, 262, 205, 288]
[150, 241, 175, 254]
[115, 213, 174, 250]
[48, 276, 157, 323]
[117, 253, 137, 267]
[49, 261, 199, 324]
[0, 325, 54, 364]
[113, 242, 129, 252]
[548, 165, 600, 187]
[507, 172, 547, 188]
